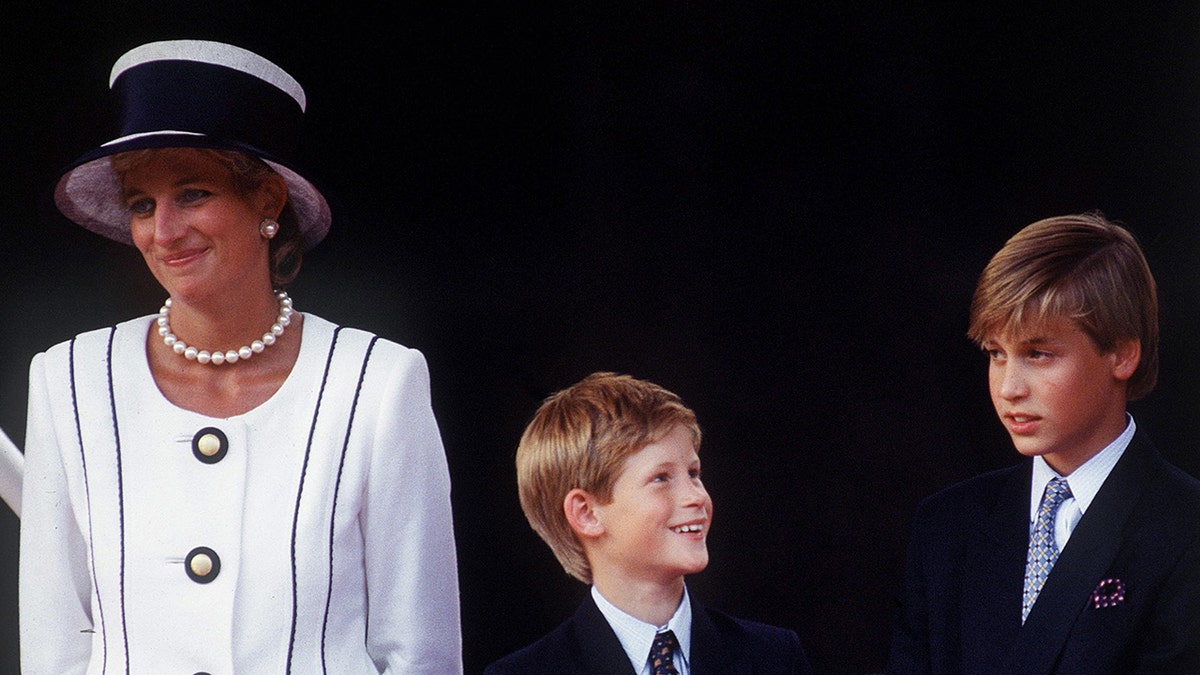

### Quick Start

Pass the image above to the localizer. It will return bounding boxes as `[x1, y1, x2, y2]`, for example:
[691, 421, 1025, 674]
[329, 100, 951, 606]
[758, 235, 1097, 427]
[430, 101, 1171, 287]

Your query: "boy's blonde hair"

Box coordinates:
[967, 212, 1158, 400]
[516, 372, 701, 583]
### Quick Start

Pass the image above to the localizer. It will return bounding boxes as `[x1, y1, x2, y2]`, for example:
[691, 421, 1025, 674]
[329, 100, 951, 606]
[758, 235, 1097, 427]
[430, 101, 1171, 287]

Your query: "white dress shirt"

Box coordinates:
[593, 584, 693, 675]
[1029, 415, 1135, 550]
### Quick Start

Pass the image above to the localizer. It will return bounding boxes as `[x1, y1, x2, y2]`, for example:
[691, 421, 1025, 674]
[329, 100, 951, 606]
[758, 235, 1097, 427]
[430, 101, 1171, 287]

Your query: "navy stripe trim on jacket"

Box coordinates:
[287, 325, 343, 673]
[104, 327, 130, 674]
[321, 335, 379, 670]
[70, 336, 110, 674]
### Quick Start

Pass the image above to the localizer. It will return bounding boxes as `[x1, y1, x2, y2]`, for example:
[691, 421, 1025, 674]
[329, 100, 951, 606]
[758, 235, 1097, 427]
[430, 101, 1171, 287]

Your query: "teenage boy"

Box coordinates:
[485, 372, 812, 674]
[888, 213, 1200, 673]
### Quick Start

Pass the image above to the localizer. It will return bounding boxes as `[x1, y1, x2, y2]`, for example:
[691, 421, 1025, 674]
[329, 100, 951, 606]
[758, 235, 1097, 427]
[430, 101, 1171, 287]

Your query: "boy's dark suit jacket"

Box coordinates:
[887, 431, 1200, 674]
[483, 593, 812, 674]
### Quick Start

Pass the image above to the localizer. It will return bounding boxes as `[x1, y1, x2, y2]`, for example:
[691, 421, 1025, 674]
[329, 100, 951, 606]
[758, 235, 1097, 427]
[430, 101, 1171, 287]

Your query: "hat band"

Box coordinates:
[102, 130, 206, 147]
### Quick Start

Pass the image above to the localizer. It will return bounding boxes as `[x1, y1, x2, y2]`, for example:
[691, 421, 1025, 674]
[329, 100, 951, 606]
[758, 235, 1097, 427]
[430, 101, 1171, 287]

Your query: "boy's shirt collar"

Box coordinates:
[1030, 414, 1134, 534]
[592, 584, 693, 675]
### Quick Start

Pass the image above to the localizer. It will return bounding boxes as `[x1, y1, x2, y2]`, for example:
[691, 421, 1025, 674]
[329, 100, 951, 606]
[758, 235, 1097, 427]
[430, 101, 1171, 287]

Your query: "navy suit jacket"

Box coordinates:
[887, 431, 1200, 674]
[484, 593, 812, 674]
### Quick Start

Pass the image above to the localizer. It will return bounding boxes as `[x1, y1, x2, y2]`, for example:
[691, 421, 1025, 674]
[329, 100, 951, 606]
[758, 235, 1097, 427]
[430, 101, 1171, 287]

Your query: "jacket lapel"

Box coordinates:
[1007, 433, 1153, 672]
[959, 463, 1030, 670]
[688, 600, 736, 675]
[571, 595, 639, 675]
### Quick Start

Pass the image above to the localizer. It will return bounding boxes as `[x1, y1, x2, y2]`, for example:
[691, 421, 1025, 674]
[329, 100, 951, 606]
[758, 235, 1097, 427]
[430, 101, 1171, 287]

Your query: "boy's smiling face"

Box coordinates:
[590, 425, 712, 588]
[983, 317, 1138, 475]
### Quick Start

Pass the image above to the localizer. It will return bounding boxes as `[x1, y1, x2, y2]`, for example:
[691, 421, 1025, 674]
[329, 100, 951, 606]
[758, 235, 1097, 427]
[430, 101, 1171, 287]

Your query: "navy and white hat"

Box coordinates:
[54, 39, 331, 249]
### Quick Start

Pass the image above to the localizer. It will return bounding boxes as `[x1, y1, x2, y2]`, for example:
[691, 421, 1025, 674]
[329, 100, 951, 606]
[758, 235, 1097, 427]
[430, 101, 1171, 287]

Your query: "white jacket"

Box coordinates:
[20, 314, 462, 674]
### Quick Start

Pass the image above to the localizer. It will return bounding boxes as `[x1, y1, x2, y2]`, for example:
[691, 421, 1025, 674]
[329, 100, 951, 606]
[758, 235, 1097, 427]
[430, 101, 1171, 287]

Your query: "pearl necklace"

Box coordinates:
[157, 291, 294, 365]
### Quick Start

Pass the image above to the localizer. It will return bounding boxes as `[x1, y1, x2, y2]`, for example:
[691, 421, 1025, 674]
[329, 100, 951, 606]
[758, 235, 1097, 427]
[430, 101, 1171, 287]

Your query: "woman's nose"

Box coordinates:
[152, 204, 187, 244]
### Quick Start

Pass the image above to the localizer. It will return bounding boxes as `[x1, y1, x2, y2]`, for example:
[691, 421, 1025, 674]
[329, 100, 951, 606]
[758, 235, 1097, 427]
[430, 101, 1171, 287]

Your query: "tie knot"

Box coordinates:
[650, 630, 681, 675]
[1044, 477, 1072, 507]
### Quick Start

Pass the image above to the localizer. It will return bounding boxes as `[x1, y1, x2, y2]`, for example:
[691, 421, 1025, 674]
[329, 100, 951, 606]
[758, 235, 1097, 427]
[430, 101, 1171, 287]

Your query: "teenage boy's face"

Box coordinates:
[592, 425, 712, 587]
[983, 317, 1134, 475]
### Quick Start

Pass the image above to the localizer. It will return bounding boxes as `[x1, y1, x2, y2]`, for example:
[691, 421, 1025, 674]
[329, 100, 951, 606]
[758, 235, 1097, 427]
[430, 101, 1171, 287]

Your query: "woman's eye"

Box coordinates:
[127, 198, 154, 216]
[652, 473, 670, 483]
[179, 188, 210, 204]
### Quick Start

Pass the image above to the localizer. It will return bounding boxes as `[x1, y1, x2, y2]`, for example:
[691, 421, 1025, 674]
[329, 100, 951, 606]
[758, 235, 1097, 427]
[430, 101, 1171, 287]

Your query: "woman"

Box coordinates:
[20, 40, 462, 673]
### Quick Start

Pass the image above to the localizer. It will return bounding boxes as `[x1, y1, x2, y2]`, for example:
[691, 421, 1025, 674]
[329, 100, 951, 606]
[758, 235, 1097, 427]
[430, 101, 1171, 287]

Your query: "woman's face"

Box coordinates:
[122, 149, 278, 306]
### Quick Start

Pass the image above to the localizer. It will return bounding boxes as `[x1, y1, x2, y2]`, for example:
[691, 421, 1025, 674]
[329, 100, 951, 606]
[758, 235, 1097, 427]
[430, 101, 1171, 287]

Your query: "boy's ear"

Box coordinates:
[1110, 339, 1141, 382]
[564, 488, 605, 539]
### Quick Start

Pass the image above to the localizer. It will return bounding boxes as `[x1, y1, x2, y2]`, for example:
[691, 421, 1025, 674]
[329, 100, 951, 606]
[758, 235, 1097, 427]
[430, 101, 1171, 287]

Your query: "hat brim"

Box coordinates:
[54, 132, 331, 250]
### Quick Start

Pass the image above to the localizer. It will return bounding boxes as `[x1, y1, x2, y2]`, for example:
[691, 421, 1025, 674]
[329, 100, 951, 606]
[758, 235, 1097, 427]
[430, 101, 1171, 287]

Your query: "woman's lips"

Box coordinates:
[161, 247, 208, 267]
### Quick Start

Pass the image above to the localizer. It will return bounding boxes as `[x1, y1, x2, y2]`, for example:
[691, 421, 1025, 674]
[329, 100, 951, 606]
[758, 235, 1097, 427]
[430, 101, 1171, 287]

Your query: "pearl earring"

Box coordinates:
[260, 218, 280, 239]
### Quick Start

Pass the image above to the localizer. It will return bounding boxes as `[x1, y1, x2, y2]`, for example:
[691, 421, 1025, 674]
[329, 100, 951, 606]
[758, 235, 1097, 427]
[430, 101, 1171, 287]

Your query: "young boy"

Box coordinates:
[888, 213, 1200, 673]
[485, 372, 812, 674]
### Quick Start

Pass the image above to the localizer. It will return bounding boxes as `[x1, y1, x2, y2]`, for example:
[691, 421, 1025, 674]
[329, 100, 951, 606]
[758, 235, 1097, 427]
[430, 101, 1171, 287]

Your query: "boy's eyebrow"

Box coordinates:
[981, 335, 1055, 348]
[647, 458, 698, 471]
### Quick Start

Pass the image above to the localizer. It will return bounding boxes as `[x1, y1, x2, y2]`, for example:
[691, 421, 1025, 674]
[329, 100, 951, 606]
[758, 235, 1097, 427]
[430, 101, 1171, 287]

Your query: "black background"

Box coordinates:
[1, 4, 1199, 674]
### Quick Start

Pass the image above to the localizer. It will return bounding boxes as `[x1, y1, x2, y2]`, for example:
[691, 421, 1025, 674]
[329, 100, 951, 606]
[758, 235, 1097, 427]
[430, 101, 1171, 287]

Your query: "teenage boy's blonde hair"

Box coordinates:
[516, 372, 701, 583]
[967, 212, 1158, 400]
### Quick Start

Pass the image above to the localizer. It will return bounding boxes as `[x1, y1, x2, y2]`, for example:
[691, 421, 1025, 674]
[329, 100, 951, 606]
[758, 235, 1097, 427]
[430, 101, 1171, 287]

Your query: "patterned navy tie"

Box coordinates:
[1022, 476, 1073, 623]
[649, 629, 681, 675]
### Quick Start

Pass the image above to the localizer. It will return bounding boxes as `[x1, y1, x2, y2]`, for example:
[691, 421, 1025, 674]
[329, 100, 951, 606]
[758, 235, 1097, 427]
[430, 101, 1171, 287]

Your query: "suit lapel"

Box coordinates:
[1008, 433, 1154, 672]
[570, 595, 639, 675]
[688, 601, 736, 675]
[959, 463, 1030, 670]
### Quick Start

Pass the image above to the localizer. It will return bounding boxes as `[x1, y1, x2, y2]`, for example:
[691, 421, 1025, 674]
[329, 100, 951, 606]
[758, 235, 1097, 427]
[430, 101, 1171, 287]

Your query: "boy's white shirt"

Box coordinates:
[592, 584, 693, 675]
[1029, 414, 1134, 549]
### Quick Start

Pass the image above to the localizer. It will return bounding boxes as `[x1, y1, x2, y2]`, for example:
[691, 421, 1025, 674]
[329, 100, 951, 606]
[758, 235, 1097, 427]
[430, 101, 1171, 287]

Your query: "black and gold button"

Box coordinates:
[185, 546, 221, 584]
[191, 427, 229, 464]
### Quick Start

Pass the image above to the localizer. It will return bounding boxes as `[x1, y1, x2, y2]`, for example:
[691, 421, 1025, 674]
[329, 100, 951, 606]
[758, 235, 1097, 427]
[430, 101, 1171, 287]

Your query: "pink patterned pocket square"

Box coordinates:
[1090, 578, 1126, 609]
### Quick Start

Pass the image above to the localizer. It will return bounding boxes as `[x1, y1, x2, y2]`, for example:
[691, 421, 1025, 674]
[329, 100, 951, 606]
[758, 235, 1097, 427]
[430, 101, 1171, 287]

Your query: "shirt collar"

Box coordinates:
[592, 584, 693, 673]
[1030, 414, 1134, 522]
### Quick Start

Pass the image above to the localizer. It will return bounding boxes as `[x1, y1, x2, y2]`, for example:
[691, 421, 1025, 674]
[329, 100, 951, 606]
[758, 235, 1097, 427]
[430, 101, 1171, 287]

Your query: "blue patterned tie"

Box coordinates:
[649, 629, 680, 675]
[1022, 477, 1072, 623]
